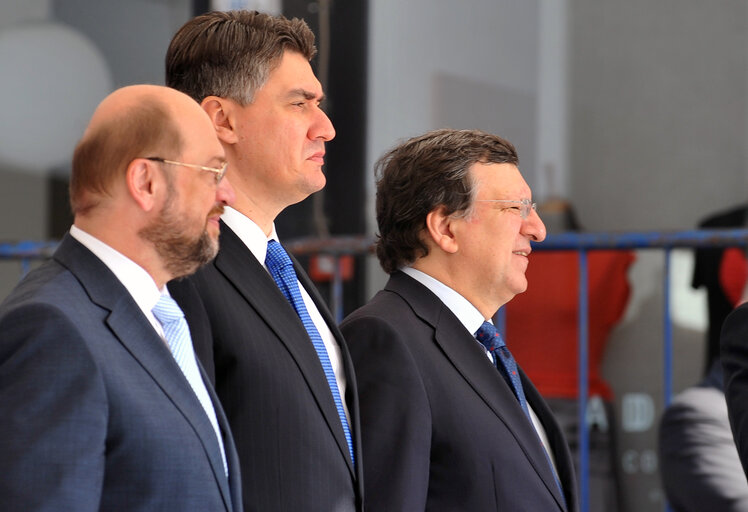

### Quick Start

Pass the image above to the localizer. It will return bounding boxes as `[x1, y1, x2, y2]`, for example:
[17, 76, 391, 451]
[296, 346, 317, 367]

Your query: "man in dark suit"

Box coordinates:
[0, 85, 241, 511]
[659, 362, 748, 512]
[722, 299, 748, 484]
[165, 11, 362, 511]
[693, 205, 748, 376]
[341, 129, 578, 511]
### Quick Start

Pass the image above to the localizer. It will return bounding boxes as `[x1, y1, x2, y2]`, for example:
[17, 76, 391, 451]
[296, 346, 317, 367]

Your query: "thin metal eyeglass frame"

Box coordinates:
[145, 157, 227, 184]
[474, 199, 537, 219]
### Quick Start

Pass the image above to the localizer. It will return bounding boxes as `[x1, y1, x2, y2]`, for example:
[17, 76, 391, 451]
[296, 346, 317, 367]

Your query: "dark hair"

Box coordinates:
[375, 128, 519, 274]
[70, 98, 181, 215]
[166, 10, 316, 104]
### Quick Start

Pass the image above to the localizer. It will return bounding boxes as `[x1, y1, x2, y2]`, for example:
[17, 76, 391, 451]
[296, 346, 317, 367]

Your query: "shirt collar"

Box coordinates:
[221, 206, 279, 268]
[69, 225, 164, 317]
[400, 266, 488, 336]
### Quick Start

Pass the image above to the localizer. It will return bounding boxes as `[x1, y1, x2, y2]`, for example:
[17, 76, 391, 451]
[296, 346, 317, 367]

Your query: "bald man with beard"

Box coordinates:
[0, 85, 241, 511]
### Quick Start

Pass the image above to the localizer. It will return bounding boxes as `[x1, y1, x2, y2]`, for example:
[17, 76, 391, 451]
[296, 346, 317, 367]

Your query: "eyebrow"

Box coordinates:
[287, 88, 325, 102]
[206, 155, 226, 166]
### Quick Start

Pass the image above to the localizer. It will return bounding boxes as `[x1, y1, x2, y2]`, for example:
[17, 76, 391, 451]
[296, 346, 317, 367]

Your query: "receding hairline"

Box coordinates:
[85, 85, 193, 137]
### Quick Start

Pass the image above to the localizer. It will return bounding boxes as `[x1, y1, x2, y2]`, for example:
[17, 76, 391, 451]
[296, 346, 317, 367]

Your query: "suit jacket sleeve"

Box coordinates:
[721, 302, 748, 480]
[341, 313, 431, 512]
[659, 386, 748, 512]
[0, 302, 107, 511]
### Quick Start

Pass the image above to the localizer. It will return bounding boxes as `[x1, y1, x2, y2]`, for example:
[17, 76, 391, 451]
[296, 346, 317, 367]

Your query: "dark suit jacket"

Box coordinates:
[659, 364, 748, 512]
[171, 221, 363, 512]
[340, 271, 578, 512]
[721, 303, 748, 482]
[0, 234, 241, 512]
[693, 204, 748, 374]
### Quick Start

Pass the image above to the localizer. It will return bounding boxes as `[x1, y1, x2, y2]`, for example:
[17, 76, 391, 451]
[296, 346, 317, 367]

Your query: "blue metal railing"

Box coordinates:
[0, 240, 59, 276]
[531, 229, 748, 512]
[5, 228, 748, 512]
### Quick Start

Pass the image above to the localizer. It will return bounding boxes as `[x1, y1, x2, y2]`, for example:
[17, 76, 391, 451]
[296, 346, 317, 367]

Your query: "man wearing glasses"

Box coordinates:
[0, 85, 241, 511]
[341, 129, 579, 511]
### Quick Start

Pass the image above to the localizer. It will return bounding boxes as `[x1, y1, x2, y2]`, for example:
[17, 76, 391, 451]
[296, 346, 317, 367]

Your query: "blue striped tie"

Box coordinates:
[152, 294, 228, 475]
[265, 240, 355, 466]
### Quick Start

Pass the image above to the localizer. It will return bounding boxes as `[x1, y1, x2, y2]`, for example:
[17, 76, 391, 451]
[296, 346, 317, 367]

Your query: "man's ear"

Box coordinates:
[201, 96, 238, 144]
[425, 206, 460, 254]
[126, 158, 159, 212]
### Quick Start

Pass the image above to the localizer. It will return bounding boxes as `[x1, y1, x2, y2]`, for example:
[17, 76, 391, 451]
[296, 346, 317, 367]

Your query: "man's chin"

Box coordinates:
[207, 237, 219, 261]
[198, 230, 220, 263]
[206, 222, 221, 241]
[304, 168, 327, 194]
[169, 233, 219, 279]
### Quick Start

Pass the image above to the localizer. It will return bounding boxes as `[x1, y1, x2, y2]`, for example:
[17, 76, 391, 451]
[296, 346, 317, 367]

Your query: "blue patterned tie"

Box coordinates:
[152, 294, 228, 475]
[475, 321, 531, 420]
[475, 320, 565, 502]
[265, 240, 355, 465]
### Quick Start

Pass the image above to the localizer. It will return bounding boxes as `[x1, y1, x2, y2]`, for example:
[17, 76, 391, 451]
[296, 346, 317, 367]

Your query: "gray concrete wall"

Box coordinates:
[53, 0, 192, 87]
[570, 0, 748, 232]
[0, 0, 192, 300]
[366, 0, 544, 293]
[0, 2, 54, 297]
[569, 1, 748, 510]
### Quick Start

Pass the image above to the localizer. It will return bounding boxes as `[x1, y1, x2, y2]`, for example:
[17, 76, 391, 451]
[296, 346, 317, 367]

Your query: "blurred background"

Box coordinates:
[2, 1, 747, 510]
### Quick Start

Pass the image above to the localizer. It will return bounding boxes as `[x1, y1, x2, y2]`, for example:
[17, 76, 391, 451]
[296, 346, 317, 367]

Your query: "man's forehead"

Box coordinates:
[179, 110, 223, 158]
[473, 162, 528, 190]
[265, 51, 324, 95]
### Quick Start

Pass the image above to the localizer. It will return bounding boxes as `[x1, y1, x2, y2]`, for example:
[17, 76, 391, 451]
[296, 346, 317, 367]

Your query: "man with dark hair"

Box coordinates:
[341, 129, 578, 511]
[166, 10, 362, 512]
[0, 85, 241, 511]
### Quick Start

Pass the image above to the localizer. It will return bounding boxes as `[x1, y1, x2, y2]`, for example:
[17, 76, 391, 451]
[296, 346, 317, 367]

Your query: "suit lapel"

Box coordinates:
[200, 361, 243, 511]
[54, 235, 234, 511]
[213, 224, 355, 474]
[388, 272, 568, 510]
[521, 371, 578, 510]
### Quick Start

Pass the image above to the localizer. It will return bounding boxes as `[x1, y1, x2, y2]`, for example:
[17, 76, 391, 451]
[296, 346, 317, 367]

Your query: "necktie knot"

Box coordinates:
[475, 321, 506, 353]
[475, 320, 528, 414]
[265, 240, 294, 273]
[152, 294, 185, 326]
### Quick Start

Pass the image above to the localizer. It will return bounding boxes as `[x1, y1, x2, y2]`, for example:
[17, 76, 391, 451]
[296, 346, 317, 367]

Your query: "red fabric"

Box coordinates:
[719, 247, 748, 307]
[504, 250, 634, 400]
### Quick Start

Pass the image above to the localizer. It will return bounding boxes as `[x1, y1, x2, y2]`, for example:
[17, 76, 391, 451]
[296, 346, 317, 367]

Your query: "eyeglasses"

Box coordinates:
[474, 199, 537, 219]
[145, 157, 228, 184]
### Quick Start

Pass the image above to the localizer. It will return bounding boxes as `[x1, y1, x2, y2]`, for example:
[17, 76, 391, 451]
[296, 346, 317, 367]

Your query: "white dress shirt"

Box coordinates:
[70, 225, 165, 335]
[401, 266, 558, 474]
[222, 207, 350, 424]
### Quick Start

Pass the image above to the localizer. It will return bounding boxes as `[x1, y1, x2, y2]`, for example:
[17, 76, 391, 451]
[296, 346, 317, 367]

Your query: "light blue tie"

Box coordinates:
[152, 294, 228, 475]
[265, 240, 355, 466]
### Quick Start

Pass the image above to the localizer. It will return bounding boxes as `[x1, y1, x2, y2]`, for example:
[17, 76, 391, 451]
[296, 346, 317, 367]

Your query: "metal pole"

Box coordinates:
[663, 248, 673, 407]
[663, 248, 674, 512]
[578, 249, 590, 512]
